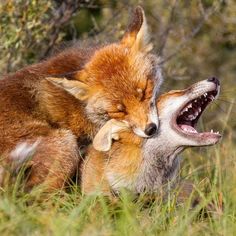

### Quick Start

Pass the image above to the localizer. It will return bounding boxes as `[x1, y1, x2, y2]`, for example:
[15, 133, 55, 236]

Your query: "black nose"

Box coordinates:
[207, 77, 220, 86]
[144, 123, 157, 136]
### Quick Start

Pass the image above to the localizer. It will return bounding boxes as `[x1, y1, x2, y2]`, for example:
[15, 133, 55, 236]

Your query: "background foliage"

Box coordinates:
[0, 0, 236, 235]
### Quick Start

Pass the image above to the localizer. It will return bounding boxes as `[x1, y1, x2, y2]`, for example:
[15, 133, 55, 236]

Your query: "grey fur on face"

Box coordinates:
[134, 136, 183, 194]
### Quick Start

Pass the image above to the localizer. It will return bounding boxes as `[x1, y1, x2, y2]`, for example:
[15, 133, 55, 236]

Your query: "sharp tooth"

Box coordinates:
[194, 99, 197, 103]
[211, 129, 213, 133]
[204, 93, 207, 97]
[188, 115, 195, 120]
[188, 104, 192, 108]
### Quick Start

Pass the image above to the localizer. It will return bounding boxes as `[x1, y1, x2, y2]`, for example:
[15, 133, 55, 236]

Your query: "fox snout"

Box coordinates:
[128, 119, 158, 138]
[127, 105, 159, 138]
[144, 123, 157, 136]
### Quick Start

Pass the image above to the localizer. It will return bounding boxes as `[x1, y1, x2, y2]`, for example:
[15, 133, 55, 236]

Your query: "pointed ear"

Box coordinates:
[46, 75, 89, 101]
[121, 6, 152, 53]
[93, 119, 130, 152]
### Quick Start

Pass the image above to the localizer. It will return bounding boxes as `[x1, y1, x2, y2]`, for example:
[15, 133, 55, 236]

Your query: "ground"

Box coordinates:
[0, 132, 235, 235]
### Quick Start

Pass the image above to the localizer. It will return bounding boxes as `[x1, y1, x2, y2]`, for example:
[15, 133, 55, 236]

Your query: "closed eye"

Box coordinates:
[108, 111, 125, 119]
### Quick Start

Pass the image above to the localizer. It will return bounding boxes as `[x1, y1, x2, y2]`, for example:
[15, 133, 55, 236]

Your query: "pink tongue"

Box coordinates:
[179, 124, 198, 133]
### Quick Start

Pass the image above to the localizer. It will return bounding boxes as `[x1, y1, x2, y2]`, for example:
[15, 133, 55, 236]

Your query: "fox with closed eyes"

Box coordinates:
[0, 7, 163, 190]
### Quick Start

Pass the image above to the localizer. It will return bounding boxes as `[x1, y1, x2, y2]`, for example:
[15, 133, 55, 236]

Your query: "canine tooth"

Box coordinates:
[204, 93, 207, 97]
[210, 129, 213, 133]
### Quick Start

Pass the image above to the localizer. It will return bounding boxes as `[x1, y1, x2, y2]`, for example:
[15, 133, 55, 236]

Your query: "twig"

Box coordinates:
[158, 0, 178, 57]
[41, 0, 97, 58]
[159, 5, 217, 65]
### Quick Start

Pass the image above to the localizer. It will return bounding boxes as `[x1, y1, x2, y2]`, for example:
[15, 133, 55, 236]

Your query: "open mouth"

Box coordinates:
[175, 88, 221, 141]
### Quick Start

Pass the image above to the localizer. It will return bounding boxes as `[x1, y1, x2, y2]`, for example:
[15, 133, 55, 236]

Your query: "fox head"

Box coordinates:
[47, 6, 163, 138]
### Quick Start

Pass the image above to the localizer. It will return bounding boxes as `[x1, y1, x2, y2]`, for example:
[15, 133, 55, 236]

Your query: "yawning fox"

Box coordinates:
[0, 7, 163, 190]
[81, 78, 221, 196]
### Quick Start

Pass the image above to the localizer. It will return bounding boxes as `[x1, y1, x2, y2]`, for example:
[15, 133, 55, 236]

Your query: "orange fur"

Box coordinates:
[81, 132, 142, 195]
[0, 6, 161, 190]
[81, 90, 187, 195]
[81, 79, 221, 196]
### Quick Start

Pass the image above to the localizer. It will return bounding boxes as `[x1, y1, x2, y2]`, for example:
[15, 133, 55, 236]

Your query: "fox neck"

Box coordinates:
[135, 142, 183, 194]
[134, 129, 185, 194]
[106, 134, 184, 195]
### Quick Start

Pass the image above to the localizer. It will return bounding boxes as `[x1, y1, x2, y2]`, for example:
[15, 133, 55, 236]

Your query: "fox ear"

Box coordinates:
[93, 119, 130, 152]
[46, 74, 89, 101]
[121, 6, 152, 52]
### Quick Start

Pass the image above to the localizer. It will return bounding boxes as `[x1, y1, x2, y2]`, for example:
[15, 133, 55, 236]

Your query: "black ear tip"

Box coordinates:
[124, 6, 145, 36]
[134, 5, 145, 20]
[135, 5, 144, 13]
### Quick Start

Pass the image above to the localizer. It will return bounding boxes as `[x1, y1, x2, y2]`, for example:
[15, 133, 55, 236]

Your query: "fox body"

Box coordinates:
[0, 7, 163, 190]
[81, 78, 221, 196]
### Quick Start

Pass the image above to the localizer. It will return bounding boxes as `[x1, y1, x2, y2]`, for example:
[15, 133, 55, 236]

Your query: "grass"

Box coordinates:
[0, 108, 235, 236]
[0, 138, 235, 235]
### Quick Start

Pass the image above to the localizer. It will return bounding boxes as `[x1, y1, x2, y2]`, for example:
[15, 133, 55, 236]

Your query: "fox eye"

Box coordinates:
[108, 112, 125, 119]
[117, 104, 125, 112]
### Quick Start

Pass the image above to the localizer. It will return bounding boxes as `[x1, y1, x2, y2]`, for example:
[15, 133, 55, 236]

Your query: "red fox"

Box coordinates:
[0, 7, 163, 190]
[81, 78, 221, 196]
